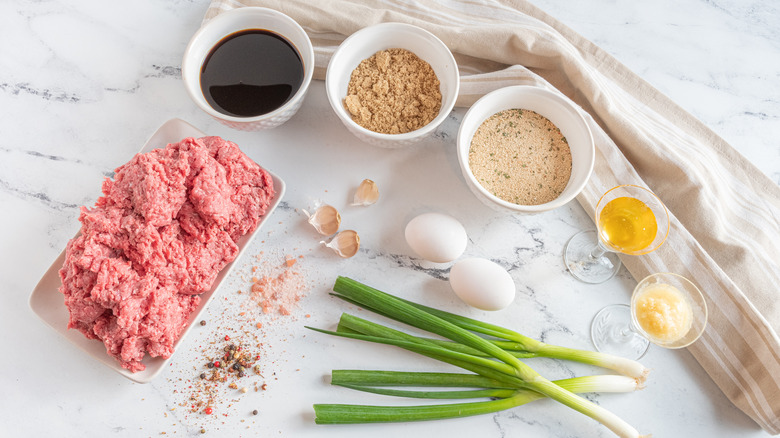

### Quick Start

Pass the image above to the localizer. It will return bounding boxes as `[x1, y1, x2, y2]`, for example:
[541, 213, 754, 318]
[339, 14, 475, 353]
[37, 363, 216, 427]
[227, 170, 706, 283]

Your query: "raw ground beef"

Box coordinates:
[59, 136, 274, 372]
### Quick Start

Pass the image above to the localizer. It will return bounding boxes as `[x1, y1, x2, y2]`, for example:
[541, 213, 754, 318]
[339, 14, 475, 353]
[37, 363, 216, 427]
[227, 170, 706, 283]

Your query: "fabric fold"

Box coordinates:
[204, 0, 780, 433]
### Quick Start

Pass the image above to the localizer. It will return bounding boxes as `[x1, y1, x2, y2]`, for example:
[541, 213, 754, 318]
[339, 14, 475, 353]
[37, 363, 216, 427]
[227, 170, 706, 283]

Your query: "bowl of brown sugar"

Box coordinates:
[456, 86, 595, 213]
[325, 22, 459, 148]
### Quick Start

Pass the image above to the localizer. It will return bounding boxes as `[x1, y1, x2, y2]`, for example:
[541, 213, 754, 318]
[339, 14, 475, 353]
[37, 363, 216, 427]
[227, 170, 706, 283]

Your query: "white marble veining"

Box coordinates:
[2, 1, 778, 437]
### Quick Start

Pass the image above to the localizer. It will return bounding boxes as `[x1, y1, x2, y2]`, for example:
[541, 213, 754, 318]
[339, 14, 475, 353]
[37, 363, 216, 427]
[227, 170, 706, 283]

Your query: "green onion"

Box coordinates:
[317, 373, 639, 420]
[390, 295, 648, 380]
[314, 395, 528, 424]
[331, 370, 640, 398]
[333, 278, 648, 381]
[331, 369, 510, 389]
[334, 383, 517, 400]
[309, 276, 648, 438]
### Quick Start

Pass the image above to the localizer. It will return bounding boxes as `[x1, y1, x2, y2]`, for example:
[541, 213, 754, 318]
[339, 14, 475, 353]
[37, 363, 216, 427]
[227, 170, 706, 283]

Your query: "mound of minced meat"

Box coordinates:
[58, 136, 274, 372]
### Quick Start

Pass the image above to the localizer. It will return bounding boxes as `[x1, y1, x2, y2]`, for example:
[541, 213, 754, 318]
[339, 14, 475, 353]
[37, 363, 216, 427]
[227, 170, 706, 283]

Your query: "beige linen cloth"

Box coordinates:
[205, 0, 780, 433]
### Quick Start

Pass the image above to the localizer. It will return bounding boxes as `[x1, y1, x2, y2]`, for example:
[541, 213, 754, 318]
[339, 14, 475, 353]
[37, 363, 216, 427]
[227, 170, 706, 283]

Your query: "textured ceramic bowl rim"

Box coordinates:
[181, 7, 315, 125]
[456, 85, 595, 213]
[325, 22, 460, 145]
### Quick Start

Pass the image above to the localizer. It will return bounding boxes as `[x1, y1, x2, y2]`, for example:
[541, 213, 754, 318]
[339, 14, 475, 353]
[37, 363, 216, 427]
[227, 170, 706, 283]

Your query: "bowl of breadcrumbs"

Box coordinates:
[456, 85, 595, 214]
[325, 22, 459, 148]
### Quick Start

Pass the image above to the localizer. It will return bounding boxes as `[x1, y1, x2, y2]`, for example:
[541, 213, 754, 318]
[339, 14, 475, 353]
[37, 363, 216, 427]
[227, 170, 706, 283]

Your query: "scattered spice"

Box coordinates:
[468, 108, 572, 205]
[200, 320, 207, 326]
[248, 256, 306, 315]
[344, 48, 441, 134]
[165, 249, 311, 430]
[186, 338, 264, 417]
[252, 409, 258, 415]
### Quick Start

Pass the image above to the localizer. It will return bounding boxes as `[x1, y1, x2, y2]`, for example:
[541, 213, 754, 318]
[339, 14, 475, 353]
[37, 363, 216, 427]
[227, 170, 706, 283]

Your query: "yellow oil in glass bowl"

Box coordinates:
[598, 196, 657, 253]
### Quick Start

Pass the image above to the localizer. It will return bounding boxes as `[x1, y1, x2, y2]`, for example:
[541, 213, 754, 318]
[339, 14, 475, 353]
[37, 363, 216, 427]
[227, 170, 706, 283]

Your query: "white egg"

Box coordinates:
[449, 258, 515, 311]
[404, 213, 468, 263]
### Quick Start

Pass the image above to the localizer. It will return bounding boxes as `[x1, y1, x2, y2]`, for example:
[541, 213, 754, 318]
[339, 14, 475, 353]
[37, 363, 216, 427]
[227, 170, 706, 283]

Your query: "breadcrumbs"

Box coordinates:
[468, 109, 572, 205]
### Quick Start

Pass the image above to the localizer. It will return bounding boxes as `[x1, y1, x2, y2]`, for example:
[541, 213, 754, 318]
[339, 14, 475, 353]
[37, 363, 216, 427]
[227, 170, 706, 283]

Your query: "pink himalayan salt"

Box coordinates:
[249, 258, 305, 316]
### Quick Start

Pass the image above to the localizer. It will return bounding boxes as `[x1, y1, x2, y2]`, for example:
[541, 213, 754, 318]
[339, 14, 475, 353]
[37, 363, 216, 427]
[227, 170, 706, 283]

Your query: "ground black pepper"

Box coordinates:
[185, 341, 264, 416]
[165, 251, 310, 428]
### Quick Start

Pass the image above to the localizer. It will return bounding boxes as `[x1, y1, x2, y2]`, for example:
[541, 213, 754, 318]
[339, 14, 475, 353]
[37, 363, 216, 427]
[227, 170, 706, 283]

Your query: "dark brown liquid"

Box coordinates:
[200, 29, 303, 117]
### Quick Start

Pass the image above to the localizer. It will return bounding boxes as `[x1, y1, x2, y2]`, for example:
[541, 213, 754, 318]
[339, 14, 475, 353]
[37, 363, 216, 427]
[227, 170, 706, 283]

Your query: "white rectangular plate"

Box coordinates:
[29, 118, 285, 383]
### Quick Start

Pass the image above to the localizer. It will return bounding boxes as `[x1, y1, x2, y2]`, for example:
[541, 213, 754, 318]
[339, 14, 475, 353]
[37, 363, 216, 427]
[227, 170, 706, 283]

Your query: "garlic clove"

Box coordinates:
[322, 230, 360, 258]
[304, 204, 341, 235]
[351, 179, 379, 206]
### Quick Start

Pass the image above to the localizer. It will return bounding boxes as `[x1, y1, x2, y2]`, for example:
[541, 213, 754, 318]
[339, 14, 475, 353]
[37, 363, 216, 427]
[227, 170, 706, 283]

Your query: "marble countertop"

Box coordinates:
[2, 1, 778, 437]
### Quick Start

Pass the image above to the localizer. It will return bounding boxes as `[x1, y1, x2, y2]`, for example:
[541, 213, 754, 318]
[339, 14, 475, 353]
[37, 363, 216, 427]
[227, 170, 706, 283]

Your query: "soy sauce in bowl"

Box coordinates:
[200, 29, 304, 117]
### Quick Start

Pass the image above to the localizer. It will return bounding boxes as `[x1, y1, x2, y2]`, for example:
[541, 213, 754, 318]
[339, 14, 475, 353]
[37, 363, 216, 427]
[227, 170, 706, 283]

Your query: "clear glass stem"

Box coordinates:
[590, 304, 650, 360]
[564, 230, 622, 284]
[589, 242, 608, 260]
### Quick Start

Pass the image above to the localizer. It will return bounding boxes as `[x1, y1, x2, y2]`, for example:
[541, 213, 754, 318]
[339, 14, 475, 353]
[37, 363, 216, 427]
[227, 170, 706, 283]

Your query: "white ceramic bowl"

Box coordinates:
[456, 86, 595, 213]
[182, 7, 315, 131]
[325, 22, 459, 148]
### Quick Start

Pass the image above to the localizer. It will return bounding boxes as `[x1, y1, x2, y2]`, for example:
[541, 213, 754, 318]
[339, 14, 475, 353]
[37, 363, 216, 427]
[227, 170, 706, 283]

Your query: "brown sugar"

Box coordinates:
[468, 109, 572, 205]
[344, 48, 441, 134]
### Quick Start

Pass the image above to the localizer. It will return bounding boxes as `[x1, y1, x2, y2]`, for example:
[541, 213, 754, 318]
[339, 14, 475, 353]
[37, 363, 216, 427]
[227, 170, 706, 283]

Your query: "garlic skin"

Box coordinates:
[351, 179, 379, 206]
[304, 205, 341, 235]
[322, 230, 360, 258]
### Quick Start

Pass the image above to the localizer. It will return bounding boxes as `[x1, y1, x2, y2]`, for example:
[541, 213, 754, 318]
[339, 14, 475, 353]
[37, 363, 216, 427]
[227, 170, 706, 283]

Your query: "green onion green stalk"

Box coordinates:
[308, 276, 649, 438]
